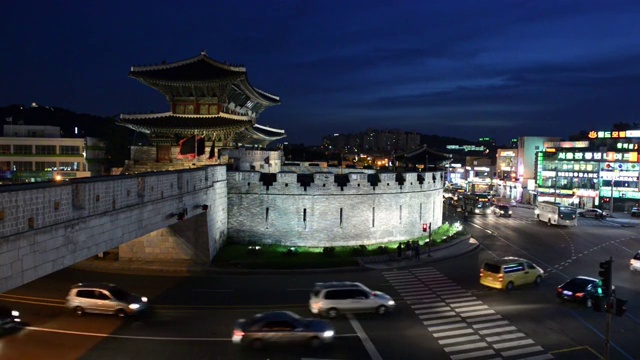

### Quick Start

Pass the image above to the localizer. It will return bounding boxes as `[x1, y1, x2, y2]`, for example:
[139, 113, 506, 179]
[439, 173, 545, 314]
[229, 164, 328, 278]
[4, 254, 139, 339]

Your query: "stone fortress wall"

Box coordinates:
[227, 170, 444, 247]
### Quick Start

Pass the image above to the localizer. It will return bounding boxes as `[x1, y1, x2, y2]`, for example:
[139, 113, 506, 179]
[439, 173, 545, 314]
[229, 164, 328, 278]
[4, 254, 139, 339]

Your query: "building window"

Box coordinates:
[0, 145, 10, 154]
[340, 208, 343, 227]
[54, 201, 60, 210]
[176, 104, 185, 114]
[13, 145, 32, 154]
[60, 145, 81, 155]
[58, 162, 78, 171]
[28, 217, 35, 229]
[14, 161, 33, 171]
[35, 161, 57, 171]
[186, 105, 195, 114]
[35, 145, 57, 154]
[200, 105, 208, 114]
[303, 208, 307, 222]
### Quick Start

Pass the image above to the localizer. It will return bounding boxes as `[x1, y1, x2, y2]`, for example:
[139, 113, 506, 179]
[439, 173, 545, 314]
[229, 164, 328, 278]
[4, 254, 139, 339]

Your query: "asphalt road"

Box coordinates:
[1, 206, 639, 360]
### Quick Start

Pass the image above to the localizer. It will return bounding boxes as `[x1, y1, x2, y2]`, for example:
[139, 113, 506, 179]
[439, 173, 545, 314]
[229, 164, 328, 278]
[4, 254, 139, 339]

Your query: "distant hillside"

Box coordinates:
[0, 103, 139, 168]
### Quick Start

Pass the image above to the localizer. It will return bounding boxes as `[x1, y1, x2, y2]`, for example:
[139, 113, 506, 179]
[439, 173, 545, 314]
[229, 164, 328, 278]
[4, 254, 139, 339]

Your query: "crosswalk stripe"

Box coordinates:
[484, 332, 526, 342]
[445, 296, 477, 302]
[478, 326, 518, 335]
[399, 290, 433, 296]
[422, 316, 462, 325]
[427, 322, 468, 332]
[454, 305, 489, 312]
[412, 302, 446, 309]
[450, 349, 497, 360]
[444, 341, 489, 353]
[471, 320, 509, 329]
[438, 335, 481, 345]
[492, 339, 534, 349]
[415, 307, 451, 314]
[432, 328, 475, 338]
[500, 345, 544, 357]
[419, 311, 456, 319]
[449, 301, 483, 307]
[458, 309, 495, 317]
[466, 315, 502, 323]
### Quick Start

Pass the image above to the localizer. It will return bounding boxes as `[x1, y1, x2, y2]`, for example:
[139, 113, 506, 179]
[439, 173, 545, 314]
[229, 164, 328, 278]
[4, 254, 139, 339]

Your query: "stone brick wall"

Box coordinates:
[0, 165, 227, 293]
[227, 170, 444, 246]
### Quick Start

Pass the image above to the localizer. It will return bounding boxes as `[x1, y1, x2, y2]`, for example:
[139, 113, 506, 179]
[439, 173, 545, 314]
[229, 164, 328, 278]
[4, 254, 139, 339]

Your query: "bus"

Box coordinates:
[535, 201, 577, 226]
[461, 193, 492, 215]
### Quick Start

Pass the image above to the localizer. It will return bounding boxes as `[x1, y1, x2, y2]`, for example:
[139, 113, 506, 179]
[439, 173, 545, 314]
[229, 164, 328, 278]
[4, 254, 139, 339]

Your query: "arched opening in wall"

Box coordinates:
[340, 208, 343, 228]
[265, 207, 269, 229]
[303, 208, 307, 222]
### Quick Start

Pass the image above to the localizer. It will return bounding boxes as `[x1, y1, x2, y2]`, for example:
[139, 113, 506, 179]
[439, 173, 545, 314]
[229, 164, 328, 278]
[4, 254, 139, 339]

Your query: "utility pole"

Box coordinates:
[598, 256, 614, 360]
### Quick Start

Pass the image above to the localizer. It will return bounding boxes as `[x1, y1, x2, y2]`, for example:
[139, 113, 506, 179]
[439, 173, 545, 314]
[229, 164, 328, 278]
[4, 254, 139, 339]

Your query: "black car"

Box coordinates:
[493, 205, 512, 217]
[0, 305, 21, 332]
[631, 207, 640, 217]
[556, 276, 604, 307]
[231, 311, 334, 349]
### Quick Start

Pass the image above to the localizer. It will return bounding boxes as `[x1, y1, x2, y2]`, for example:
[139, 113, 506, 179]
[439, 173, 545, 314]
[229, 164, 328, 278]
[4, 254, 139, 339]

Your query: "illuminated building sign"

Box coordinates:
[498, 151, 516, 156]
[557, 151, 638, 162]
[557, 172, 598, 178]
[544, 141, 589, 148]
[616, 143, 639, 150]
[588, 130, 640, 139]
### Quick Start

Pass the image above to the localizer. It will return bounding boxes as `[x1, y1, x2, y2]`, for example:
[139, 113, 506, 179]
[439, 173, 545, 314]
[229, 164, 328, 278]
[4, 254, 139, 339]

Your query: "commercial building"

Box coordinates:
[533, 130, 640, 212]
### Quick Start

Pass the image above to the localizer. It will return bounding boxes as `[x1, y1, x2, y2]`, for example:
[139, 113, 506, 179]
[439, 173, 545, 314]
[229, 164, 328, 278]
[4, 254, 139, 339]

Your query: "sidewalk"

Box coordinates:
[73, 234, 479, 275]
[356, 235, 479, 270]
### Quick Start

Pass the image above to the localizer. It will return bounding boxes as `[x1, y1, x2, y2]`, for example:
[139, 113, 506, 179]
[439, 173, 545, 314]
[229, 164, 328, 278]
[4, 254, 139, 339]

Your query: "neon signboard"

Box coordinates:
[557, 151, 638, 162]
[588, 130, 640, 139]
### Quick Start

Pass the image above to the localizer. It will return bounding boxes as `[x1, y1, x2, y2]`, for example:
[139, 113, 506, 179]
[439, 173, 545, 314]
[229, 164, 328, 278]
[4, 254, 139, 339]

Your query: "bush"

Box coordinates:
[322, 246, 336, 257]
[349, 245, 368, 257]
[374, 245, 389, 255]
[282, 247, 298, 257]
[246, 245, 263, 255]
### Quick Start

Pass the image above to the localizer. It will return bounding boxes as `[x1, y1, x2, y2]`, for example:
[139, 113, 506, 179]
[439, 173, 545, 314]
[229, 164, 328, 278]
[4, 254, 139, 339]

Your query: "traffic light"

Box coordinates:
[598, 259, 612, 297]
[615, 298, 627, 317]
[422, 224, 428, 232]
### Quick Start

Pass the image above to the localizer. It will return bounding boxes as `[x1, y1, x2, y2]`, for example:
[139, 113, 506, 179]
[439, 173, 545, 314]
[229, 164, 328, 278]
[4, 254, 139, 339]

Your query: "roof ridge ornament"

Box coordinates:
[201, 49, 207, 55]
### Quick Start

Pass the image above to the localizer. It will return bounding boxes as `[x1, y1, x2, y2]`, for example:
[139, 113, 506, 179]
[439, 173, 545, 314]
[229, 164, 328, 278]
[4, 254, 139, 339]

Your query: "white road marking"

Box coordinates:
[192, 289, 233, 292]
[346, 313, 383, 360]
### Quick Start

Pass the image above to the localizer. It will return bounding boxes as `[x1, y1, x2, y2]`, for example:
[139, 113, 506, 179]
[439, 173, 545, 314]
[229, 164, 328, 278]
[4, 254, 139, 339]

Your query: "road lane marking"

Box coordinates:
[346, 313, 383, 360]
[23, 325, 359, 340]
[192, 289, 233, 292]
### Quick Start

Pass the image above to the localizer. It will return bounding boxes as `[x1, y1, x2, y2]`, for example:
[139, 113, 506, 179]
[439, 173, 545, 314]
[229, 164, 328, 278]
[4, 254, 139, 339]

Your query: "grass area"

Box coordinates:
[212, 222, 467, 270]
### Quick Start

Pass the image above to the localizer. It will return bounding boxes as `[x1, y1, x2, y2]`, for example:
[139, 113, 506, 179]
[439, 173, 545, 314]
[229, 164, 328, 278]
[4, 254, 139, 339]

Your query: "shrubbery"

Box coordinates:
[349, 245, 368, 256]
[322, 246, 336, 257]
[374, 245, 389, 255]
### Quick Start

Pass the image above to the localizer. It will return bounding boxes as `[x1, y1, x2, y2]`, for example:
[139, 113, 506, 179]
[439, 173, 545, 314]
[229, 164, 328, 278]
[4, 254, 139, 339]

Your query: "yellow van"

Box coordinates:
[479, 257, 544, 290]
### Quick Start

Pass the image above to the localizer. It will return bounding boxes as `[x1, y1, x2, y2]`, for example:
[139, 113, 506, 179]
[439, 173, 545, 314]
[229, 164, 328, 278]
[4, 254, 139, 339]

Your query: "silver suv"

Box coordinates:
[309, 282, 395, 318]
[65, 283, 149, 317]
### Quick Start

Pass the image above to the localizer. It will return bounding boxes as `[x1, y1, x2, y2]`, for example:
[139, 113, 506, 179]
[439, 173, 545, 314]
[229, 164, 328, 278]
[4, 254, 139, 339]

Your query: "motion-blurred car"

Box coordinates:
[578, 208, 609, 219]
[630, 251, 640, 271]
[231, 311, 334, 349]
[631, 207, 640, 217]
[556, 276, 604, 307]
[309, 282, 395, 318]
[492, 205, 512, 217]
[0, 305, 21, 332]
[480, 257, 544, 290]
[65, 283, 149, 317]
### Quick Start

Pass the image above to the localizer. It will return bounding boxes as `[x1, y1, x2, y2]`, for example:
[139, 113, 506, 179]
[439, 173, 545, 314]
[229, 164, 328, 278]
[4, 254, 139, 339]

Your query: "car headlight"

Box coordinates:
[387, 300, 395, 305]
[11, 310, 19, 317]
[141, 297, 148, 303]
[323, 330, 335, 337]
[128, 303, 141, 310]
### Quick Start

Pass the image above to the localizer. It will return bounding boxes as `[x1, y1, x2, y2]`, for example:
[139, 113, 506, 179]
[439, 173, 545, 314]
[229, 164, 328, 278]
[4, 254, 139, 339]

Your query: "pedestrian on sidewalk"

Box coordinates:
[405, 241, 412, 259]
[414, 241, 420, 259]
[396, 243, 402, 259]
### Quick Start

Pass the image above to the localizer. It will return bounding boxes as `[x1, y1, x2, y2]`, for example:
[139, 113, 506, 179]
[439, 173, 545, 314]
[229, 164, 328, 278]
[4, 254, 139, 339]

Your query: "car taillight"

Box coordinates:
[233, 329, 244, 337]
[498, 274, 504, 282]
[575, 292, 584, 298]
[557, 288, 563, 293]
[479, 269, 484, 277]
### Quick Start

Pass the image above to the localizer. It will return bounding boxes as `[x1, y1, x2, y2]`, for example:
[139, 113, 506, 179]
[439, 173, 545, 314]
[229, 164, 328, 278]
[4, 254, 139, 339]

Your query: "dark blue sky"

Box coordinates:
[2, 1, 639, 146]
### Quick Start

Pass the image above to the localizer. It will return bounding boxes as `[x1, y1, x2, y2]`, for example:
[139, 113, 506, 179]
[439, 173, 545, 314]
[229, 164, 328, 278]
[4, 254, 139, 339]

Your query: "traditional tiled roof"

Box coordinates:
[129, 51, 280, 105]
[117, 112, 253, 133]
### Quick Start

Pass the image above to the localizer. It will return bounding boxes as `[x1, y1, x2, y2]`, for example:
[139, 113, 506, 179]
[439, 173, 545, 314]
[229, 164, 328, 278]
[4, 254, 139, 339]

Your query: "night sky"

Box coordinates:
[2, 1, 640, 146]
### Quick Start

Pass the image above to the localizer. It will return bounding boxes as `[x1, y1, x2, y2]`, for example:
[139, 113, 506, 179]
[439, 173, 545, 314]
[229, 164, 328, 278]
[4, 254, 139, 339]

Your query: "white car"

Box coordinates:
[309, 282, 395, 318]
[631, 251, 640, 271]
[578, 208, 609, 218]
